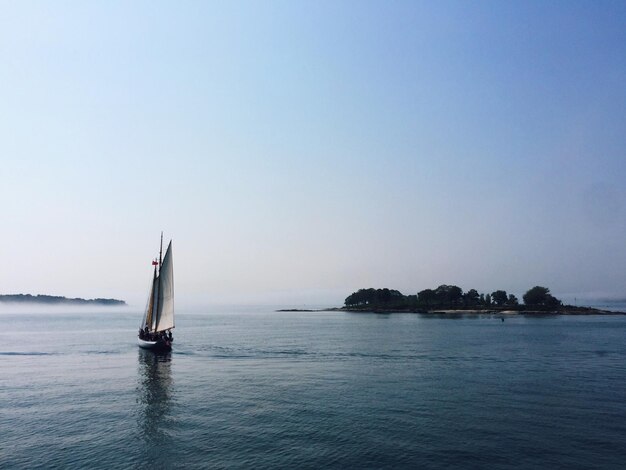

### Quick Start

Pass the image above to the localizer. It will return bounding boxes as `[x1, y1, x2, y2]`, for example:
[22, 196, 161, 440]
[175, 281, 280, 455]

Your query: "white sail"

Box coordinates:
[155, 241, 174, 332]
[151, 276, 160, 331]
[141, 268, 156, 330]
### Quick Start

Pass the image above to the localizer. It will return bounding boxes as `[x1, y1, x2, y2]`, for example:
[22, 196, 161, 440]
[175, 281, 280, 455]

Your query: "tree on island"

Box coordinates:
[435, 285, 463, 306]
[522, 286, 561, 308]
[417, 288, 437, 307]
[416, 285, 464, 307]
[491, 290, 508, 306]
[344, 288, 405, 308]
[464, 289, 480, 307]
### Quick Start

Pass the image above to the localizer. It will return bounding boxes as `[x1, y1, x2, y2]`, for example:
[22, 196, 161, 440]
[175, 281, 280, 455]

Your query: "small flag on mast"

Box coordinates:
[152, 259, 158, 266]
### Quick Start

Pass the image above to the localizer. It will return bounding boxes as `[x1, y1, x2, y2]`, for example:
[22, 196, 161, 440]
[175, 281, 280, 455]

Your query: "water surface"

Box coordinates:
[1, 310, 625, 469]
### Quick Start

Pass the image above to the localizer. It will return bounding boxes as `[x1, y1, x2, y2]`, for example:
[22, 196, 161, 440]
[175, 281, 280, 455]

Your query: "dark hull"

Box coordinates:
[137, 337, 172, 351]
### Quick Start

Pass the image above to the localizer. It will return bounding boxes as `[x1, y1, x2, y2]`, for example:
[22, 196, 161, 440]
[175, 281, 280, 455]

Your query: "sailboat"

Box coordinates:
[138, 233, 174, 351]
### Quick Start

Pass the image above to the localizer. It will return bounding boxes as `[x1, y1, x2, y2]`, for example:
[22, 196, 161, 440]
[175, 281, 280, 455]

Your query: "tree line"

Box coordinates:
[344, 285, 561, 310]
[0, 294, 127, 306]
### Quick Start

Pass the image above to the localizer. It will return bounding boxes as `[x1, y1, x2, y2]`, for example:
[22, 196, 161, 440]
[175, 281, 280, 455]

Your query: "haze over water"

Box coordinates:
[2, 309, 625, 469]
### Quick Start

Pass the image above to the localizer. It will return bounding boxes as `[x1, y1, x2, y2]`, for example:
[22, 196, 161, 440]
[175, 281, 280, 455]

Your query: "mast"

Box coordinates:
[159, 231, 163, 273]
[154, 231, 164, 331]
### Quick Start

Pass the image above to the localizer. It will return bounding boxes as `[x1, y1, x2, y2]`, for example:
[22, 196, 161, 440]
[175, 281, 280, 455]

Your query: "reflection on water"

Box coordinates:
[136, 349, 173, 461]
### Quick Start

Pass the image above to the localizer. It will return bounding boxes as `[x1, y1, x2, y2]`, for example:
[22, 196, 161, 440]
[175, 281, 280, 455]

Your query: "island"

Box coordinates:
[279, 285, 625, 315]
[340, 286, 624, 314]
[0, 294, 126, 306]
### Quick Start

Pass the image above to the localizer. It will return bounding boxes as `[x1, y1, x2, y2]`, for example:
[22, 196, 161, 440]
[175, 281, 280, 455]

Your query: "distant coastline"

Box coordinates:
[278, 285, 626, 315]
[339, 306, 626, 315]
[278, 306, 626, 315]
[0, 294, 126, 306]
[278, 307, 625, 314]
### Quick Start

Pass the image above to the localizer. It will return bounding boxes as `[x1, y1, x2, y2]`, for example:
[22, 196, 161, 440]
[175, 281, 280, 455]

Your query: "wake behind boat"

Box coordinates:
[138, 233, 174, 351]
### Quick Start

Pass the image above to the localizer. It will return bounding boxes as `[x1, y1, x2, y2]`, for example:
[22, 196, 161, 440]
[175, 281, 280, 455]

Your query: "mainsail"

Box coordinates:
[140, 240, 174, 333]
[141, 268, 157, 330]
[155, 241, 174, 332]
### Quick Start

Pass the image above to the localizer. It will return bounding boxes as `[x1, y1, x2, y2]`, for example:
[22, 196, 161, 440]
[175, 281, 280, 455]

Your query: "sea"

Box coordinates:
[1, 308, 625, 469]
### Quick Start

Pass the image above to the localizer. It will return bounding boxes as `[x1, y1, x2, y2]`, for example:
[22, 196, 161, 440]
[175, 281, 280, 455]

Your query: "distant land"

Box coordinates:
[0, 294, 126, 306]
[279, 285, 626, 315]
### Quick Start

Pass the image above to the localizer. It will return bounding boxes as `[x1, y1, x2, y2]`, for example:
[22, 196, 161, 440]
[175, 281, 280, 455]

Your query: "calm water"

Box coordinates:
[1, 309, 625, 469]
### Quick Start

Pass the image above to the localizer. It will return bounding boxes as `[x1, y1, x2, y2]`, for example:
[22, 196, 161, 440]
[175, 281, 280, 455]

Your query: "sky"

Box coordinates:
[1, 1, 625, 308]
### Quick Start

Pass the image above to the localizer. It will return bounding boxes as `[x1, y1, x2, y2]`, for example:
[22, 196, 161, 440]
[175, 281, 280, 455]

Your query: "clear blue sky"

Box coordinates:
[1, 1, 625, 307]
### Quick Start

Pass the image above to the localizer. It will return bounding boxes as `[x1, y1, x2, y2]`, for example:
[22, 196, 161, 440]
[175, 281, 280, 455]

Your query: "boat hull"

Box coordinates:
[137, 337, 172, 351]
